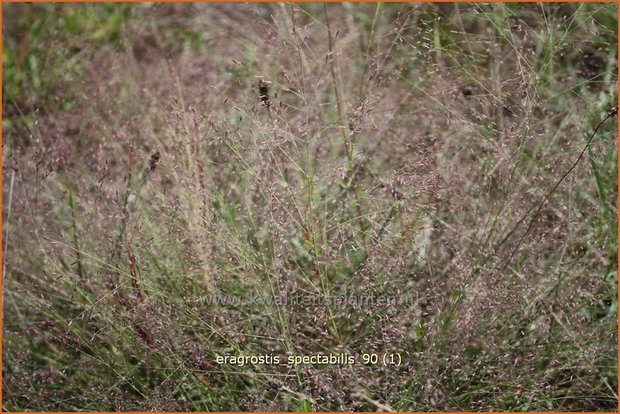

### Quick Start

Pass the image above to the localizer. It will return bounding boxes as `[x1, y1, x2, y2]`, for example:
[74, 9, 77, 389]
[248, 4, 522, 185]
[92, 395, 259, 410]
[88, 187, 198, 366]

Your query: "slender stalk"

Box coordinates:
[324, 4, 367, 244]
[500, 107, 618, 270]
[323, 3, 351, 161]
[358, 3, 381, 100]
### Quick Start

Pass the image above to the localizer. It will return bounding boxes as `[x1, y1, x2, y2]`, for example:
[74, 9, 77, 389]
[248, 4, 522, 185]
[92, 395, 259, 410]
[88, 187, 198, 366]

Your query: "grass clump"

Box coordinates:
[2, 3, 617, 411]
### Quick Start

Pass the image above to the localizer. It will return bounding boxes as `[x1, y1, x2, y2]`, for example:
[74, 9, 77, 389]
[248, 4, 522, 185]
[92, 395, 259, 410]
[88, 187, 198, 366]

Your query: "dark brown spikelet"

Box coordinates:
[127, 248, 143, 301]
[461, 87, 473, 97]
[148, 150, 160, 173]
[134, 323, 154, 347]
[258, 79, 270, 108]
